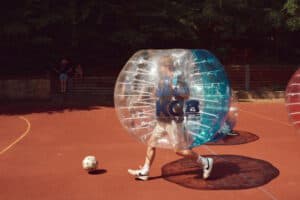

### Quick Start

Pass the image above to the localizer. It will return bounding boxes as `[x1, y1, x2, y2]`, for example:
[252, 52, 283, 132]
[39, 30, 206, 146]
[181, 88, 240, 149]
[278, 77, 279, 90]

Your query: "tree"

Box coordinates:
[0, 0, 299, 73]
[283, 0, 300, 31]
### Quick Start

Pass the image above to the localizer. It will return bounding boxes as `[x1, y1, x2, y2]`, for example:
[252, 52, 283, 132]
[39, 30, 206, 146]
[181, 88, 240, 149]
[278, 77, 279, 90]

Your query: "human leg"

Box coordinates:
[128, 146, 156, 181]
[165, 122, 214, 179]
[127, 123, 164, 181]
[59, 73, 68, 93]
[175, 149, 213, 179]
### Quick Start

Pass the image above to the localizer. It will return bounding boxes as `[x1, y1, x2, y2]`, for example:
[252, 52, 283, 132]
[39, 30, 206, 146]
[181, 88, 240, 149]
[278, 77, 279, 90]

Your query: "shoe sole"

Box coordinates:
[128, 170, 149, 181]
[135, 175, 149, 181]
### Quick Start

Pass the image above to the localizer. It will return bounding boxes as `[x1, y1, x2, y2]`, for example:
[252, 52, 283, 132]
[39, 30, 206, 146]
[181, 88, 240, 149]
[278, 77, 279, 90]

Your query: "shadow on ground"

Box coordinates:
[88, 169, 107, 175]
[206, 130, 259, 145]
[0, 94, 114, 115]
[151, 155, 279, 190]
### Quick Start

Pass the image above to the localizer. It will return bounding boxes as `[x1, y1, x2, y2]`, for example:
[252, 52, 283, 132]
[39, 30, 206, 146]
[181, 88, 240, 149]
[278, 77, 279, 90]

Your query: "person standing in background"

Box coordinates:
[54, 58, 72, 93]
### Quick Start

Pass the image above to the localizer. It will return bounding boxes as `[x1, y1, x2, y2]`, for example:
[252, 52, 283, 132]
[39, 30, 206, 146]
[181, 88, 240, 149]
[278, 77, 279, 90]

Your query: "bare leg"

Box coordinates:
[164, 121, 214, 179]
[142, 146, 156, 170]
[175, 148, 213, 179]
[127, 146, 155, 181]
[127, 118, 167, 181]
[175, 149, 199, 159]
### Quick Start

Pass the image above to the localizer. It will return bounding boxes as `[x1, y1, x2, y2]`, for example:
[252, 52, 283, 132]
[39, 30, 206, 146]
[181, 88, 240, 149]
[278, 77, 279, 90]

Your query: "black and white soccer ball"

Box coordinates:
[82, 156, 98, 172]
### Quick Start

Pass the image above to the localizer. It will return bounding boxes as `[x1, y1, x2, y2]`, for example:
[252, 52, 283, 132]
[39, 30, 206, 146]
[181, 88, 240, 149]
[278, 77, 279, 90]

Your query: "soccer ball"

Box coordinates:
[82, 156, 98, 172]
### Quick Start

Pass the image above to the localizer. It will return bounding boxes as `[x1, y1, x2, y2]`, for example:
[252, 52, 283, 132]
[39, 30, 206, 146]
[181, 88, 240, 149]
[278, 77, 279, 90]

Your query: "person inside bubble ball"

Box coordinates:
[128, 55, 214, 181]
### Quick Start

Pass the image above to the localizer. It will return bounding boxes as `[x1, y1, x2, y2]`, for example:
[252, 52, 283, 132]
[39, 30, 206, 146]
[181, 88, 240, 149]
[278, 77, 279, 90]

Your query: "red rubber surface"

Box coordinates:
[0, 102, 299, 200]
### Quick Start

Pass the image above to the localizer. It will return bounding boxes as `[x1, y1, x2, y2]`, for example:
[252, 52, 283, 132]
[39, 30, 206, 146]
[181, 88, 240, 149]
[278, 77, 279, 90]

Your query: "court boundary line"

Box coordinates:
[202, 145, 278, 200]
[232, 105, 291, 199]
[211, 105, 288, 199]
[0, 116, 31, 155]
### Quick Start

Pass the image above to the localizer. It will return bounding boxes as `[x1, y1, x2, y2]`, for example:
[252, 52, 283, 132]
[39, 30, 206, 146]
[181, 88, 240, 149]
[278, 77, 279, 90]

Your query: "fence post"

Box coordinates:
[245, 64, 250, 91]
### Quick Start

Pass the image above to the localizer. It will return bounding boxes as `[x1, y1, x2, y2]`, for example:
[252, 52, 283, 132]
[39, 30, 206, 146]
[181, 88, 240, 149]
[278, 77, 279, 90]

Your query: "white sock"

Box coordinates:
[141, 164, 150, 174]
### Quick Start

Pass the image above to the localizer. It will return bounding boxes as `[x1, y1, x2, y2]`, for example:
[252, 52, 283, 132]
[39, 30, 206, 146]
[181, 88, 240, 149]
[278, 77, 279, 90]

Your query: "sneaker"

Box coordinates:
[202, 157, 213, 179]
[128, 168, 149, 181]
[226, 131, 238, 136]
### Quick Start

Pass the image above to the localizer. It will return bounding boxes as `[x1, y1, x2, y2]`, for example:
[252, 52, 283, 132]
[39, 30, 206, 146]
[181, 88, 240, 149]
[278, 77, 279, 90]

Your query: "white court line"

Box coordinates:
[202, 145, 278, 200]
[0, 116, 31, 155]
[202, 105, 288, 199]
[239, 108, 292, 127]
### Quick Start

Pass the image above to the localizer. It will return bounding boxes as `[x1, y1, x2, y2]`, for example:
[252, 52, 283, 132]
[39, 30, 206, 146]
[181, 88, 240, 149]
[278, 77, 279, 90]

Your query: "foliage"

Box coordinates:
[0, 0, 299, 73]
[283, 0, 300, 31]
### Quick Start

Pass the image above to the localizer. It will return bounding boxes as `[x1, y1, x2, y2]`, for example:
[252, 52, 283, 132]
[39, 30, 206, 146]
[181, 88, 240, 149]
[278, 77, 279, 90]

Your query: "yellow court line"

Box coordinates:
[0, 116, 31, 155]
[239, 108, 293, 127]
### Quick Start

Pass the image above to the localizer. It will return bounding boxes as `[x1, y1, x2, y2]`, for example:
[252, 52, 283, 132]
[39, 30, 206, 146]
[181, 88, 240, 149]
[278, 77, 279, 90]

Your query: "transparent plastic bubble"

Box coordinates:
[285, 68, 300, 129]
[114, 49, 231, 149]
[212, 92, 238, 141]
